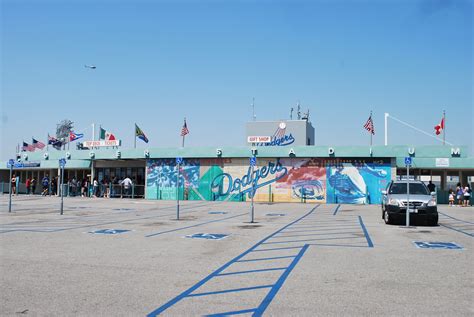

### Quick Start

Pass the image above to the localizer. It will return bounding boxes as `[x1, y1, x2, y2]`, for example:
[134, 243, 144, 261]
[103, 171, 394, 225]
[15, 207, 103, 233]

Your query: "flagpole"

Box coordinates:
[182, 118, 185, 148]
[384, 113, 389, 146]
[370, 110, 373, 147]
[134, 123, 137, 149]
[443, 110, 446, 146]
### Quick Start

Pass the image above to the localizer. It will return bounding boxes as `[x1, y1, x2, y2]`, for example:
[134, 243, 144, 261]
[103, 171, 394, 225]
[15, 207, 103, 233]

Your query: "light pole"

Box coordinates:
[8, 159, 14, 213]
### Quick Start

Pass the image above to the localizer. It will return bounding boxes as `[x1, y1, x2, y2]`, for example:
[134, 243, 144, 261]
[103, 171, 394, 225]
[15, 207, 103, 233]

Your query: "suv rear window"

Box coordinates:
[389, 183, 430, 195]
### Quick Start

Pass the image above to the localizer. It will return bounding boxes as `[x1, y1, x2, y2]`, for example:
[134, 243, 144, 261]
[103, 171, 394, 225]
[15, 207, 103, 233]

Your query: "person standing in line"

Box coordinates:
[456, 183, 464, 206]
[104, 178, 110, 198]
[448, 190, 455, 207]
[51, 177, 57, 196]
[93, 178, 99, 198]
[11, 174, 17, 196]
[26, 177, 31, 195]
[427, 180, 436, 193]
[121, 176, 133, 198]
[463, 184, 471, 207]
[31, 177, 37, 195]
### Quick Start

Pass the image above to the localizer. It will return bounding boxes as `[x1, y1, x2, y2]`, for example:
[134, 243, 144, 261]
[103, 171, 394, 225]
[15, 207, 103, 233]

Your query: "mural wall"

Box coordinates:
[146, 158, 391, 204]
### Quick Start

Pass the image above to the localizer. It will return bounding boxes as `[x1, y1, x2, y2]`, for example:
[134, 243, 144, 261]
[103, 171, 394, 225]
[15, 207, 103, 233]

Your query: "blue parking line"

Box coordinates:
[358, 216, 374, 248]
[145, 213, 247, 237]
[252, 246, 304, 253]
[205, 308, 257, 316]
[262, 235, 362, 245]
[188, 284, 273, 297]
[333, 204, 341, 215]
[307, 243, 368, 248]
[282, 227, 361, 234]
[439, 223, 474, 237]
[253, 244, 309, 316]
[217, 267, 287, 277]
[439, 212, 474, 225]
[274, 231, 360, 239]
[146, 205, 320, 316]
[287, 222, 357, 227]
[235, 255, 296, 263]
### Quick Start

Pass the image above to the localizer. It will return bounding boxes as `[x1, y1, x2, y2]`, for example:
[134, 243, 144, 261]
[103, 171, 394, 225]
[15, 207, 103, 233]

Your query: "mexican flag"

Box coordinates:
[100, 127, 116, 140]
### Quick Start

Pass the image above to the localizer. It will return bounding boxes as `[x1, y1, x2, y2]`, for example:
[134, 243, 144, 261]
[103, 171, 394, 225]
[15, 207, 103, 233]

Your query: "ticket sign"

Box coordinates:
[82, 140, 121, 147]
[247, 136, 271, 143]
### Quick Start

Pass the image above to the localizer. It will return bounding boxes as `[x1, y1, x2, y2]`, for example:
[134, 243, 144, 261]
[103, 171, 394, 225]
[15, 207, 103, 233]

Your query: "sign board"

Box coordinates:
[249, 156, 257, 166]
[404, 157, 412, 166]
[82, 140, 121, 148]
[208, 211, 228, 215]
[8, 159, 15, 166]
[435, 158, 450, 167]
[59, 158, 66, 168]
[247, 136, 271, 143]
[413, 241, 463, 250]
[176, 157, 183, 164]
[185, 233, 229, 240]
[89, 229, 130, 235]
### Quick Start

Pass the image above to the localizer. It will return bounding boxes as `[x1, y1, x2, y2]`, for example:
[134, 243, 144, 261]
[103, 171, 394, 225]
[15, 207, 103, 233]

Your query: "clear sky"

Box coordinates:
[1, 0, 472, 160]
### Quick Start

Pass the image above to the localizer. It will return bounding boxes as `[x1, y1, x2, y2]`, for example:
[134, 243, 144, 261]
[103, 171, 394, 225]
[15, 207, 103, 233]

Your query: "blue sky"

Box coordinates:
[1, 0, 472, 160]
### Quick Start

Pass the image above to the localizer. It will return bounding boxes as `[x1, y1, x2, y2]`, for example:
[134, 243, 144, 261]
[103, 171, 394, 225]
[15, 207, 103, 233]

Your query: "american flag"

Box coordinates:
[363, 115, 375, 135]
[32, 138, 46, 149]
[22, 141, 35, 152]
[181, 119, 189, 136]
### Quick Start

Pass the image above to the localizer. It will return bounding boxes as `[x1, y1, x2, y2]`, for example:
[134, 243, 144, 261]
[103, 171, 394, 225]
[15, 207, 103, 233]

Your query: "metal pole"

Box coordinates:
[250, 164, 254, 223]
[406, 165, 410, 227]
[134, 123, 136, 149]
[60, 165, 64, 215]
[443, 110, 446, 146]
[8, 164, 13, 213]
[384, 113, 389, 146]
[176, 162, 180, 220]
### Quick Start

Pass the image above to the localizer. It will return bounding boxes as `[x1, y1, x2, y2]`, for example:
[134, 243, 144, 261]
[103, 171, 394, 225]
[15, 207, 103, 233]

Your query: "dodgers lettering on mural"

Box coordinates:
[326, 160, 390, 204]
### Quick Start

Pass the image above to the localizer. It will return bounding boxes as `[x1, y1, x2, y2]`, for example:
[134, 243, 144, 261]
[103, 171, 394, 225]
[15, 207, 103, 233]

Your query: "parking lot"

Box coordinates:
[1, 196, 473, 316]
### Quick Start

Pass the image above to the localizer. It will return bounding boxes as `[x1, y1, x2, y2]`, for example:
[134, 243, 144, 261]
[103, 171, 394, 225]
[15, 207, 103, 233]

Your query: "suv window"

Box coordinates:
[389, 183, 430, 195]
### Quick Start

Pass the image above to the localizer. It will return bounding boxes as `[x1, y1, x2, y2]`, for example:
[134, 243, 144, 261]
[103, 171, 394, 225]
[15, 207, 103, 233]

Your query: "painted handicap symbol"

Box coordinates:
[413, 241, 463, 250]
[90, 229, 130, 235]
[186, 233, 229, 240]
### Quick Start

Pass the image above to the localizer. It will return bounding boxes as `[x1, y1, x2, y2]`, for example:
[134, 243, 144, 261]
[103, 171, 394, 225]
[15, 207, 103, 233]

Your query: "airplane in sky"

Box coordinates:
[84, 65, 96, 69]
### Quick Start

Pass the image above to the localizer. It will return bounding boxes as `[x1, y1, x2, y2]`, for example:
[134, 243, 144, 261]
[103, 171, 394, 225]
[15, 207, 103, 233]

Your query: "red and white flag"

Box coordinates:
[434, 118, 445, 135]
[363, 115, 375, 135]
[181, 119, 189, 136]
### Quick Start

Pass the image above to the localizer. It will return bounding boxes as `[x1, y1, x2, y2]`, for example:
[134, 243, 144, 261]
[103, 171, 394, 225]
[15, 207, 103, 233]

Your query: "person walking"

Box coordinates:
[11, 174, 17, 196]
[41, 174, 50, 196]
[463, 184, 471, 207]
[26, 177, 31, 195]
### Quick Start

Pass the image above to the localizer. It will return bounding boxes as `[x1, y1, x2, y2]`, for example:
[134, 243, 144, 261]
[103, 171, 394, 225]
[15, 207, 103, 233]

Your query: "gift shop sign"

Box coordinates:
[82, 140, 121, 147]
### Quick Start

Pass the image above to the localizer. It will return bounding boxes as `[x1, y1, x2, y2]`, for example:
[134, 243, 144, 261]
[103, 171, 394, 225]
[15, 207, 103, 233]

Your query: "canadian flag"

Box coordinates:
[434, 118, 445, 135]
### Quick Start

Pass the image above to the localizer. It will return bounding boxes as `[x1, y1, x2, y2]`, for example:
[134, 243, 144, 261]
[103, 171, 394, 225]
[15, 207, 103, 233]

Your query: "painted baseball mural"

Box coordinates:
[146, 158, 391, 204]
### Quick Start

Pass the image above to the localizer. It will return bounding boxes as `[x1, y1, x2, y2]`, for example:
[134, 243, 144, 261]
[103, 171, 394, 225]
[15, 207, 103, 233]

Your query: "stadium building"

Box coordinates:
[1, 120, 473, 204]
